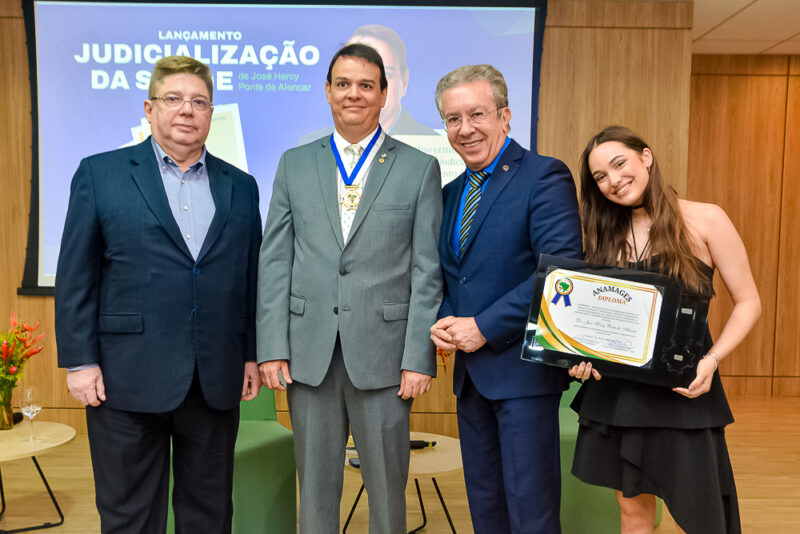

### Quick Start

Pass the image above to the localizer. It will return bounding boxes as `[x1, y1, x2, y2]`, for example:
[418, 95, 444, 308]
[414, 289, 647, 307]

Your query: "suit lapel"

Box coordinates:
[196, 153, 232, 262]
[458, 140, 523, 261]
[444, 173, 467, 264]
[344, 137, 395, 248]
[316, 138, 345, 249]
[130, 140, 193, 260]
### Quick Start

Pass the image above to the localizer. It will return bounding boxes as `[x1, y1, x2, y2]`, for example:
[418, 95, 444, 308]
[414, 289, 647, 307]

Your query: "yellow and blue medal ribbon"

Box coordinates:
[551, 277, 574, 307]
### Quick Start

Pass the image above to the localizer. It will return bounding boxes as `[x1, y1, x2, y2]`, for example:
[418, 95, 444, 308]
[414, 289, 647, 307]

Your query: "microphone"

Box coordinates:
[410, 440, 436, 449]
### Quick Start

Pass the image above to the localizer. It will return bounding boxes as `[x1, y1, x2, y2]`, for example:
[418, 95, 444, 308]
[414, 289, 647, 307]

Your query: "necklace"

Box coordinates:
[630, 218, 650, 262]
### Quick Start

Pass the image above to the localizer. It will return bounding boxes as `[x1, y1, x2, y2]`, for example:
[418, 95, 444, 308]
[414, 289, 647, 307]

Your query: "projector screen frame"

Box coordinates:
[18, 0, 548, 295]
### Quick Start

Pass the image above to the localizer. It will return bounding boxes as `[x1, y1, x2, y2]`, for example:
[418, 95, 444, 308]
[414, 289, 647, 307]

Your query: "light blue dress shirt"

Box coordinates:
[151, 138, 216, 260]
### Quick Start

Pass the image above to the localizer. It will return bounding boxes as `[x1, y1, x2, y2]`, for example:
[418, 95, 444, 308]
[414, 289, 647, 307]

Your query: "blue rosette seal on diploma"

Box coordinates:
[522, 255, 711, 388]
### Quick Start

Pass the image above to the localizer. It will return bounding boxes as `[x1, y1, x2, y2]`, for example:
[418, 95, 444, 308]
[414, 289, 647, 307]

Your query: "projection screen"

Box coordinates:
[19, 0, 547, 292]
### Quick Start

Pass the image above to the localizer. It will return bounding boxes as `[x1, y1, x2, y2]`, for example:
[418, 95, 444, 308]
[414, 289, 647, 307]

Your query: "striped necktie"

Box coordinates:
[458, 169, 489, 256]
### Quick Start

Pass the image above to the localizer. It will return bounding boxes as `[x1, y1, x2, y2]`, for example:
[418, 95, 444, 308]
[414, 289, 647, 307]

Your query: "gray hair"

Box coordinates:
[435, 64, 509, 117]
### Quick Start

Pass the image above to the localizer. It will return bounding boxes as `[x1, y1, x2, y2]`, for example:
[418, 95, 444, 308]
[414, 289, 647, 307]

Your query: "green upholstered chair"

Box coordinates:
[167, 387, 296, 533]
[559, 380, 662, 533]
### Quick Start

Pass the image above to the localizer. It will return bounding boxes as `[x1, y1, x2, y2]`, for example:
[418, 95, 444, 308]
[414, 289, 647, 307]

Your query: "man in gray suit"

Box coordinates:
[257, 43, 443, 533]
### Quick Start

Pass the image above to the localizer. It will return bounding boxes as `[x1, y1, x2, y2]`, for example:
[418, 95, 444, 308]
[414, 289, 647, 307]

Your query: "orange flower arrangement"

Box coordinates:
[1, 310, 44, 430]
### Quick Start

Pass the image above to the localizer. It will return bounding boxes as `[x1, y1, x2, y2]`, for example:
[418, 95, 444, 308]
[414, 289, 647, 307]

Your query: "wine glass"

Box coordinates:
[19, 386, 42, 443]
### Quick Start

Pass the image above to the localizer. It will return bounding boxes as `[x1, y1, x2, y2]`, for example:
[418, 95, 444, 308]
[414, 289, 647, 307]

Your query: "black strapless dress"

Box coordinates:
[570, 258, 741, 534]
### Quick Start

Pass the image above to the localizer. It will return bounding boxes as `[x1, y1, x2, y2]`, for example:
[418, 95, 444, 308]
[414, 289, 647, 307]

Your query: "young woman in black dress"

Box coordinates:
[568, 126, 761, 534]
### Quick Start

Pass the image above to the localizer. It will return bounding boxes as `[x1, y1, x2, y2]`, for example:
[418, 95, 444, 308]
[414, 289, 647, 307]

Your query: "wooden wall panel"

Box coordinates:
[688, 54, 800, 394]
[0, 0, 21, 18]
[687, 73, 786, 377]
[0, 15, 76, 418]
[774, 76, 800, 377]
[274, 390, 288, 411]
[0, 18, 31, 306]
[410, 365, 457, 413]
[276, 411, 291, 430]
[409, 413, 459, 438]
[692, 55, 789, 76]
[547, 0, 692, 29]
[720, 376, 773, 398]
[538, 27, 692, 196]
[773, 378, 800, 397]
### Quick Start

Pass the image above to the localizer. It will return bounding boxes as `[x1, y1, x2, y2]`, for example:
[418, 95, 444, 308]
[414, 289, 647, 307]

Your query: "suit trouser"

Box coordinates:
[85, 371, 239, 534]
[287, 337, 412, 534]
[458, 372, 562, 534]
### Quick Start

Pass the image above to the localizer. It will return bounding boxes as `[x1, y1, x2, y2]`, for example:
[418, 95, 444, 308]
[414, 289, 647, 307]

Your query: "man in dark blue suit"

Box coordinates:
[431, 65, 582, 533]
[55, 56, 261, 534]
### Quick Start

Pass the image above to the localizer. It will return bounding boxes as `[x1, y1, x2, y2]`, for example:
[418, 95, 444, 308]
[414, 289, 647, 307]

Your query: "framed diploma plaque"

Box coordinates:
[521, 255, 711, 387]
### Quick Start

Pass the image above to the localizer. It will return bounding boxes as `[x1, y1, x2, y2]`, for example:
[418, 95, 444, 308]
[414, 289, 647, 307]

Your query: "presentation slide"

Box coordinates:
[29, 1, 540, 287]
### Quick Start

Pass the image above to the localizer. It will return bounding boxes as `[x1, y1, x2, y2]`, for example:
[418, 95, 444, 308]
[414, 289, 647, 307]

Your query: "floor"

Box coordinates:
[1, 395, 798, 533]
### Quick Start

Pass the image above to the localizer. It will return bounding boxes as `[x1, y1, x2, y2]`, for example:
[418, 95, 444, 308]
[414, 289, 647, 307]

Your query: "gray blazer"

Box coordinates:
[256, 134, 443, 390]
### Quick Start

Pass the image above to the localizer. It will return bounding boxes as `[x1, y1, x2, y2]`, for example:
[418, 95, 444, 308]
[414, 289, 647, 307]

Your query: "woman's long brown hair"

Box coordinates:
[579, 126, 709, 294]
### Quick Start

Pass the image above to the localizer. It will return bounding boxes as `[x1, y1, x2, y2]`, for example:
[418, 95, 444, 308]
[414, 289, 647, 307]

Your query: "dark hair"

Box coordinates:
[579, 125, 709, 294]
[349, 24, 408, 75]
[326, 43, 388, 91]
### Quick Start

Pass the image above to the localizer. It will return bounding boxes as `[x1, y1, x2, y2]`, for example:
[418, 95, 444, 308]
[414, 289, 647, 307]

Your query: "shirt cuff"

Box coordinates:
[67, 363, 99, 372]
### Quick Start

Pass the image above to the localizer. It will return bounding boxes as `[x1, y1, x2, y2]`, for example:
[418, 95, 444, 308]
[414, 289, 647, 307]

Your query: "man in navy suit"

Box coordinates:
[430, 65, 582, 533]
[55, 56, 261, 534]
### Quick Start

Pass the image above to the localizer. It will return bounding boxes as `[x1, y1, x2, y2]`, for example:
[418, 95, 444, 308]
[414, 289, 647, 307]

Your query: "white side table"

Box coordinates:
[0, 421, 76, 533]
[344, 431, 462, 533]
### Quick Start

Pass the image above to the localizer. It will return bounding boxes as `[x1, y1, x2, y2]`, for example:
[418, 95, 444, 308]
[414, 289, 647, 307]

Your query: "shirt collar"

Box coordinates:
[332, 124, 382, 155]
[151, 137, 207, 174]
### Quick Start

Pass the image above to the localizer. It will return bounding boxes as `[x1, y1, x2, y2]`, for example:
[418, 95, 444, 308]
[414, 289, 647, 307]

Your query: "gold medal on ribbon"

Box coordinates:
[340, 184, 361, 211]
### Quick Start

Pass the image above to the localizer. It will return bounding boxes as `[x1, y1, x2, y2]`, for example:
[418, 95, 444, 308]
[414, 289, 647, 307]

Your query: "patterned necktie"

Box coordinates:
[344, 144, 363, 169]
[341, 144, 365, 242]
[458, 170, 489, 256]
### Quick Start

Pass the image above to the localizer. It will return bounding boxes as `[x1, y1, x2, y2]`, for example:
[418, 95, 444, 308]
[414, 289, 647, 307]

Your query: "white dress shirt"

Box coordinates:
[331, 125, 385, 242]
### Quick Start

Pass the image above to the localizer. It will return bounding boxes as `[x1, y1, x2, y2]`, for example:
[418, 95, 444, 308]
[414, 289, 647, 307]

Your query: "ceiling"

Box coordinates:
[693, 0, 800, 54]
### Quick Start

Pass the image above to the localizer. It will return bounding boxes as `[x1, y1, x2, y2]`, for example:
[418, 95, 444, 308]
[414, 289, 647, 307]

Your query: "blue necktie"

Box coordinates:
[459, 170, 489, 256]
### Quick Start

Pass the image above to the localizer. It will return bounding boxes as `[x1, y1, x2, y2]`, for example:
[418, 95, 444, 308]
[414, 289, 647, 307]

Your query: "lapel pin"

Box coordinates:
[502, 165, 510, 171]
[381, 153, 387, 157]
[379, 158, 385, 163]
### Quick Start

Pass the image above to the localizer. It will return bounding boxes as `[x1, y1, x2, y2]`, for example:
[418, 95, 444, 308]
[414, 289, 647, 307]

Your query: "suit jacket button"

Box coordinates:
[333, 306, 339, 314]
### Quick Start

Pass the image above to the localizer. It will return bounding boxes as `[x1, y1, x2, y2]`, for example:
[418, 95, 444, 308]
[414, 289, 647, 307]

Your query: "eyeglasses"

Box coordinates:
[442, 108, 499, 131]
[151, 95, 212, 112]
